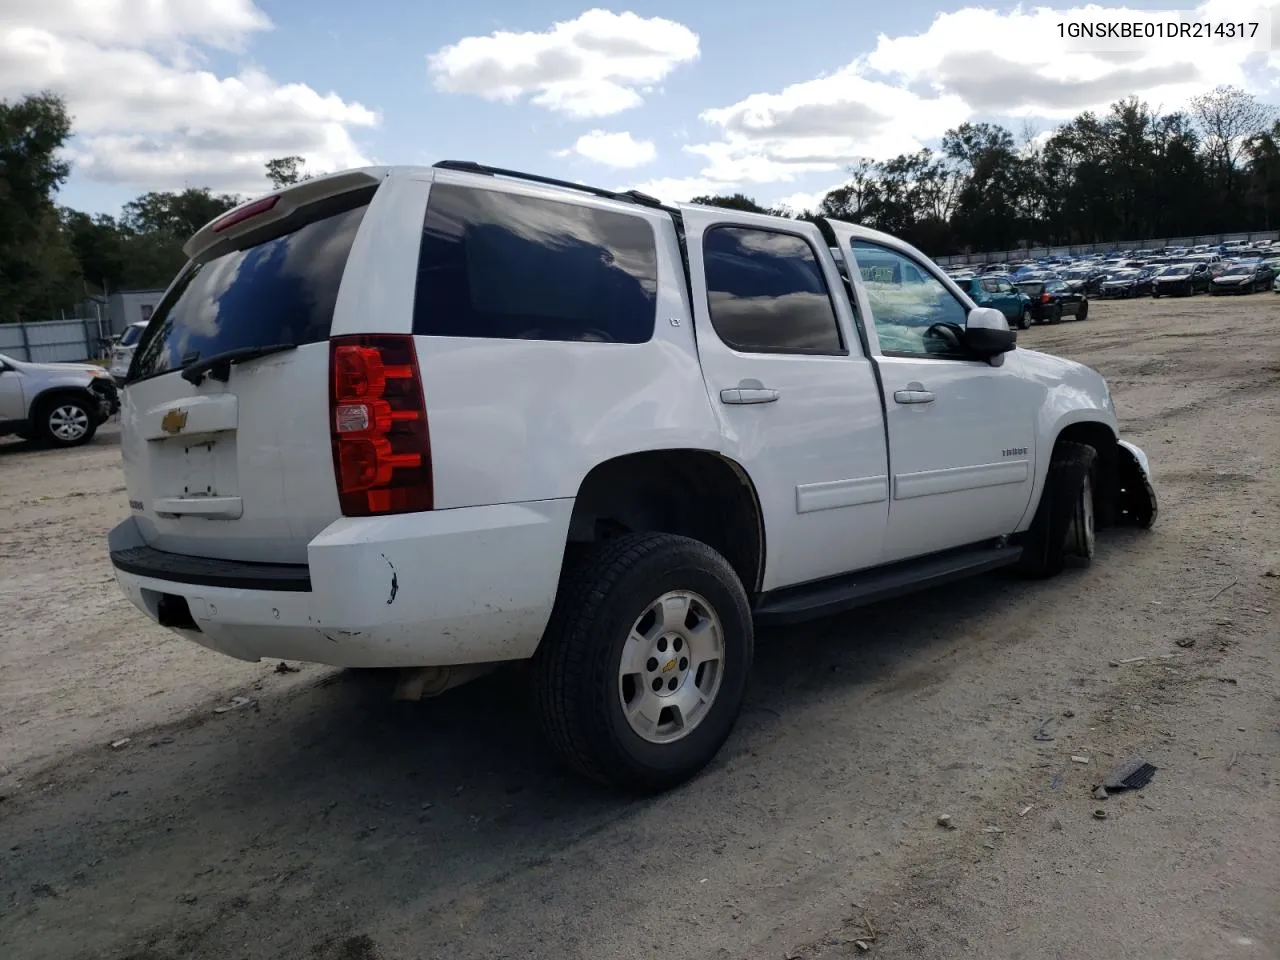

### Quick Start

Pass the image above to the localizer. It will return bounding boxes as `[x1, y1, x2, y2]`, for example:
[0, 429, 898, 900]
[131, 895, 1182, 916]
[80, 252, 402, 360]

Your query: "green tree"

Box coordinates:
[265, 155, 309, 189]
[0, 91, 75, 321]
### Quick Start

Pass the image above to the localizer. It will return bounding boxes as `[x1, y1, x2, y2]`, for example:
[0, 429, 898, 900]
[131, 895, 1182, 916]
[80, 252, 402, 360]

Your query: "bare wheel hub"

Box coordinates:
[617, 590, 724, 744]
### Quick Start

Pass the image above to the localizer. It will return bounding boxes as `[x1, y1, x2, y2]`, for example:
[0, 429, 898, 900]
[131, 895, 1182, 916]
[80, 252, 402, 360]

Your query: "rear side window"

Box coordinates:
[412, 184, 657, 343]
[702, 226, 844, 355]
[130, 190, 373, 382]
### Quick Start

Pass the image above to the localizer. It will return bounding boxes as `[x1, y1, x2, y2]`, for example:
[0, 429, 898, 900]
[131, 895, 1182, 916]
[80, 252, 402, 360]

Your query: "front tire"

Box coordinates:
[1015, 441, 1097, 579]
[1077, 299, 1090, 320]
[535, 532, 753, 793]
[38, 396, 98, 447]
[1018, 306, 1032, 330]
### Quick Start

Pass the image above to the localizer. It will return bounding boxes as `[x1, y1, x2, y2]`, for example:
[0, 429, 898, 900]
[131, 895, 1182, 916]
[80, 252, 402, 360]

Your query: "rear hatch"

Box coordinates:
[121, 173, 383, 564]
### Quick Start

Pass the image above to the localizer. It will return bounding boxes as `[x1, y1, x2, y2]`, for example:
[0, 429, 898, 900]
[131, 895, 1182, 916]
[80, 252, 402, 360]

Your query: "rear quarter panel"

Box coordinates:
[346, 171, 725, 510]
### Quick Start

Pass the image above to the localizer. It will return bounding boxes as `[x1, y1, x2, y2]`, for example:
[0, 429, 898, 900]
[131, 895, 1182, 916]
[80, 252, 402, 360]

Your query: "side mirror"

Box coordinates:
[965, 306, 1016, 359]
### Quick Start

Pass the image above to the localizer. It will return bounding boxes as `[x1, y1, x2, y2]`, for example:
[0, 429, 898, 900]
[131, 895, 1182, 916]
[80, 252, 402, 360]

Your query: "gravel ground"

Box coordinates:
[1, 293, 1277, 960]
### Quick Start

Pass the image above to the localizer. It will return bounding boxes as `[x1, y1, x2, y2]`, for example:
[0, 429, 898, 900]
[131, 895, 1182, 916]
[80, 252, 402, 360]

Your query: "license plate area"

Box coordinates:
[149, 434, 242, 519]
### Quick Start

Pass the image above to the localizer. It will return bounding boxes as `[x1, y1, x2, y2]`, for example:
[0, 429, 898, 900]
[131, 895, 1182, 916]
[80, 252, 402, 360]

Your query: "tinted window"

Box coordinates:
[413, 184, 657, 343]
[849, 240, 970, 358]
[130, 191, 372, 382]
[702, 227, 843, 354]
[1046, 281, 1067, 293]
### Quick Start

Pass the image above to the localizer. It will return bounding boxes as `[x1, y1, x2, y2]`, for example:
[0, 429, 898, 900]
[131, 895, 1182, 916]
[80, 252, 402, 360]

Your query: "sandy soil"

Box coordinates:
[1, 293, 1277, 960]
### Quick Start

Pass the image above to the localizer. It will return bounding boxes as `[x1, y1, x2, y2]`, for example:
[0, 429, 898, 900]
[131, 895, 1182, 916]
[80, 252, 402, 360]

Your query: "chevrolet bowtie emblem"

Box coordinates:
[161, 408, 188, 435]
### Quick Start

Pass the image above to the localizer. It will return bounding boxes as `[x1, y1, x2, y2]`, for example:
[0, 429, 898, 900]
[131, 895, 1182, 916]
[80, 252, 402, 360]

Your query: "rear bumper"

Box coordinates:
[108, 499, 575, 668]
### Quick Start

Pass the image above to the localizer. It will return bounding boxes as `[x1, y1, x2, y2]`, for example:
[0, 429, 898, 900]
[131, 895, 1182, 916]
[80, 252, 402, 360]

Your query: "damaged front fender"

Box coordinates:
[1115, 440, 1158, 528]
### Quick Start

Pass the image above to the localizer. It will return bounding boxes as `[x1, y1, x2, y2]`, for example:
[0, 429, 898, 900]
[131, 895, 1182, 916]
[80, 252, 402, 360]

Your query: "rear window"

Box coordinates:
[129, 190, 373, 382]
[412, 183, 657, 343]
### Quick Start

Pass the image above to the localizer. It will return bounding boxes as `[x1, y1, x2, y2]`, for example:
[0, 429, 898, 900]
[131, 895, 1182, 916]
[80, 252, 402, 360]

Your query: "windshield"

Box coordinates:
[1163, 265, 1193, 277]
[119, 325, 145, 347]
[1221, 265, 1254, 277]
[129, 189, 373, 383]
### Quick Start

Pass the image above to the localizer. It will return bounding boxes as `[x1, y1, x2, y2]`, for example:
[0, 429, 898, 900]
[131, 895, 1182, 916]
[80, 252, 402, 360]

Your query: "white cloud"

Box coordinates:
[623, 176, 734, 204]
[0, 1, 377, 195]
[670, 0, 1276, 196]
[428, 9, 699, 118]
[558, 130, 656, 168]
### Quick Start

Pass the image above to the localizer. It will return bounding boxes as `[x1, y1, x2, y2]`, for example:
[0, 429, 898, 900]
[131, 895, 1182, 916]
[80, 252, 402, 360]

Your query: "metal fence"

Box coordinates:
[933, 230, 1280, 268]
[0, 318, 103, 363]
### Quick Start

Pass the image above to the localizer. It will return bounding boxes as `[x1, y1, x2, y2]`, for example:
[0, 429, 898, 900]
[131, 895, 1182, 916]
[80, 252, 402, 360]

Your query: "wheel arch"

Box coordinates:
[1019, 414, 1120, 531]
[29, 384, 98, 418]
[564, 448, 766, 595]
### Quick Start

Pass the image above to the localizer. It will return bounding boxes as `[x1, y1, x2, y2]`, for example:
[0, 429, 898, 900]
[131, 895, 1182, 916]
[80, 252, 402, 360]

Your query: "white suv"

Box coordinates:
[108, 321, 149, 384]
[108, 163, 1158, 792]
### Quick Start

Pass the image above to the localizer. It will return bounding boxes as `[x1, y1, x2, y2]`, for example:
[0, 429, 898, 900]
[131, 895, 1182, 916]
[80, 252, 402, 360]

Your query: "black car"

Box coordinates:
[1209, 261, 1275, 295]
[1014, 278, 1089, 323]
[1060, 266, 1107, 295]
[1098, 269, 1146, 298]
[1151, 262, 1212, 297]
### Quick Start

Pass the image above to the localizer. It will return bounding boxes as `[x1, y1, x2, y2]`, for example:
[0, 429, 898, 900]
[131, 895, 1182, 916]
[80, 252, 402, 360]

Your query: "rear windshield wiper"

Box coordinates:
[180, 343, 297, 385]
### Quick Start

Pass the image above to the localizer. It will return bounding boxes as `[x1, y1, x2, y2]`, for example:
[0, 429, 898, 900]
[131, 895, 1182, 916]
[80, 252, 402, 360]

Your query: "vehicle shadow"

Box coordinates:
[0, 532, 1146, 960]
[0, 428, 120, 457]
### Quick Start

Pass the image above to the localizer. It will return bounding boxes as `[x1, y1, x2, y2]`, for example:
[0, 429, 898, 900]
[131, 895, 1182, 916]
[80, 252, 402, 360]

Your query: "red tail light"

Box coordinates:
[1040, 292, 1050, 303]
[329, 335, 432, 516]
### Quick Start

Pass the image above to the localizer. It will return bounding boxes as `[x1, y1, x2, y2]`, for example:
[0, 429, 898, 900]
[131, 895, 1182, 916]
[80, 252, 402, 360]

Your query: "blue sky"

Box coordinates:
[3, 0, 1276, 217]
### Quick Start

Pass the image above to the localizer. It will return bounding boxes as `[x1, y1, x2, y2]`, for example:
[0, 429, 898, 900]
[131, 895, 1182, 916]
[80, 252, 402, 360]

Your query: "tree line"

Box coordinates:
[3, 85, 1278, 323]
[693, 86, 1279, 257]
[0, 92, 310, 323]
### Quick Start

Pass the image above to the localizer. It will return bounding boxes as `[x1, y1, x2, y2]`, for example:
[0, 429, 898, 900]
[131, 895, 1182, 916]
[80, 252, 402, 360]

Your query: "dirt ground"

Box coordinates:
[1, 293, 1278, 960]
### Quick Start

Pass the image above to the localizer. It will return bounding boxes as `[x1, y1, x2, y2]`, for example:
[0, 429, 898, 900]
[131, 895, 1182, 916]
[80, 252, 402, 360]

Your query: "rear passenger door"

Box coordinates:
[681, 209, 890, 591]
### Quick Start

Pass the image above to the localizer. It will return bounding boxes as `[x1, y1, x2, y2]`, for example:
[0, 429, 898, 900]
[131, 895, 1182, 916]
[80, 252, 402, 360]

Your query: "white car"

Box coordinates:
[108, 163, 1159, 791]
[0, 352, 119, 446]
[108, 321, 149, 383]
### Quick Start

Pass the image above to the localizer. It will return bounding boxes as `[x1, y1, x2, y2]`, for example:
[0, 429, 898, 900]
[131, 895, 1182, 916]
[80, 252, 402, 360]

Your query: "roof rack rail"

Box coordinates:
[431, 160, 668, 210]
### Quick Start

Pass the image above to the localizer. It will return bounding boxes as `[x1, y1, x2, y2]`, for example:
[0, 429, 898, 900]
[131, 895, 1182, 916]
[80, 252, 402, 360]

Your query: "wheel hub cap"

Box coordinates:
[50, 405, 89, 441]
[618, 590, 724, 745]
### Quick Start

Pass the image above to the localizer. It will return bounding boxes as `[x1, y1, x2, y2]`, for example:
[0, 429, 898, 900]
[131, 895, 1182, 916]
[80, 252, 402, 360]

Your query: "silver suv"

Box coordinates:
[0, 352, 120, 447]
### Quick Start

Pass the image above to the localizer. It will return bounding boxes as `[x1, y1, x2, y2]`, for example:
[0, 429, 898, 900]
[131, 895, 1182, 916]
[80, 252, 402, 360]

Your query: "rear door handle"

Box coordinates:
[721, 387, 779, 404]
[893, 381, 936, 404]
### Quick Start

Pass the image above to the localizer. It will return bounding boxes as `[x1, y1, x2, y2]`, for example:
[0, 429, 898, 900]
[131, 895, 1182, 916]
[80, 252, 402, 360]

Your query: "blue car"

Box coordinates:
[952, 275, 1034, 329]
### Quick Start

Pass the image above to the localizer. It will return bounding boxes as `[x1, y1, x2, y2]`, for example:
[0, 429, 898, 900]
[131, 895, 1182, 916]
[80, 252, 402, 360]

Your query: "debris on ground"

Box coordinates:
[1093, 809, 1108, 821]
[982, 826, 1005, 834]
[1093, 785, 1109, 800]
[1018, 804, 1034, 817]
[1062, 710, 1075, 718]
[855, 940, 871, 952]
[108, 738, 131, 750]
[1218, 677, 1239, 685]
[1103, 759, 1158, 792]
[1033, 718, 1055, 741]
[936, 814, 955, 830]
[213, 696, 255, 714]
[274, 662, 300, 674]
[1205, 579, 1238, 602]
[1175, 637, 1196, 648]
[1108, 656, 1148, 667]
[1071, 755, 1090, 764]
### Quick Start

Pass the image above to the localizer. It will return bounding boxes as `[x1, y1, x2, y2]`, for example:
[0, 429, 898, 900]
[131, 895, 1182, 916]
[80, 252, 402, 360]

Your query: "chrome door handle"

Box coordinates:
[893, 382, 936, 404]
[721, 387, 779, 404]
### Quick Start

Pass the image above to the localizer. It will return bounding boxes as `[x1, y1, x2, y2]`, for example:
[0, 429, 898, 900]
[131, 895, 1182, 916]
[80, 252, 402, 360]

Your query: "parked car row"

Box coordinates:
[946, 246, 1280, 305]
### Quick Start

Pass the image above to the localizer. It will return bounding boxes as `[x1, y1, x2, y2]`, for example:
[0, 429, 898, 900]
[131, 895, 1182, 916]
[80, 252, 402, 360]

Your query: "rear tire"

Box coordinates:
[1015, 441, 1097, 580]
[37, 396, 98, 448]
[1077, 300, 1090, 320]
[534, 532, 753, 793]
[1018, 306, 1032, 330]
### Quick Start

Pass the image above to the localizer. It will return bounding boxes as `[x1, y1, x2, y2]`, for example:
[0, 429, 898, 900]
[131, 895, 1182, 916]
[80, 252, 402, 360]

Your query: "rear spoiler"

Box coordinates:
[183, 167, 389, 261]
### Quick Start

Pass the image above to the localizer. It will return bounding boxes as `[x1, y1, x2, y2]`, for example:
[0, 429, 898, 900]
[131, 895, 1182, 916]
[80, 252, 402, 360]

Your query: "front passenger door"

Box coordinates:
[827, 224, 1040, 564]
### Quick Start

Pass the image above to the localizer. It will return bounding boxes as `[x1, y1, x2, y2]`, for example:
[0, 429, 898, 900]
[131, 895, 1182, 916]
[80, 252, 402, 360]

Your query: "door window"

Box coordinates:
[702, 226, 844, 355]
[994, 279, 1014, 294]
[848, 241, 971, 359]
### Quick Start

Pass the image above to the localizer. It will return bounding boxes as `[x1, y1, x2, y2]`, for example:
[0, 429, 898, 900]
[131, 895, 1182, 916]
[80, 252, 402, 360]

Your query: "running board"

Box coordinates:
[754, 543, 1023, 626]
